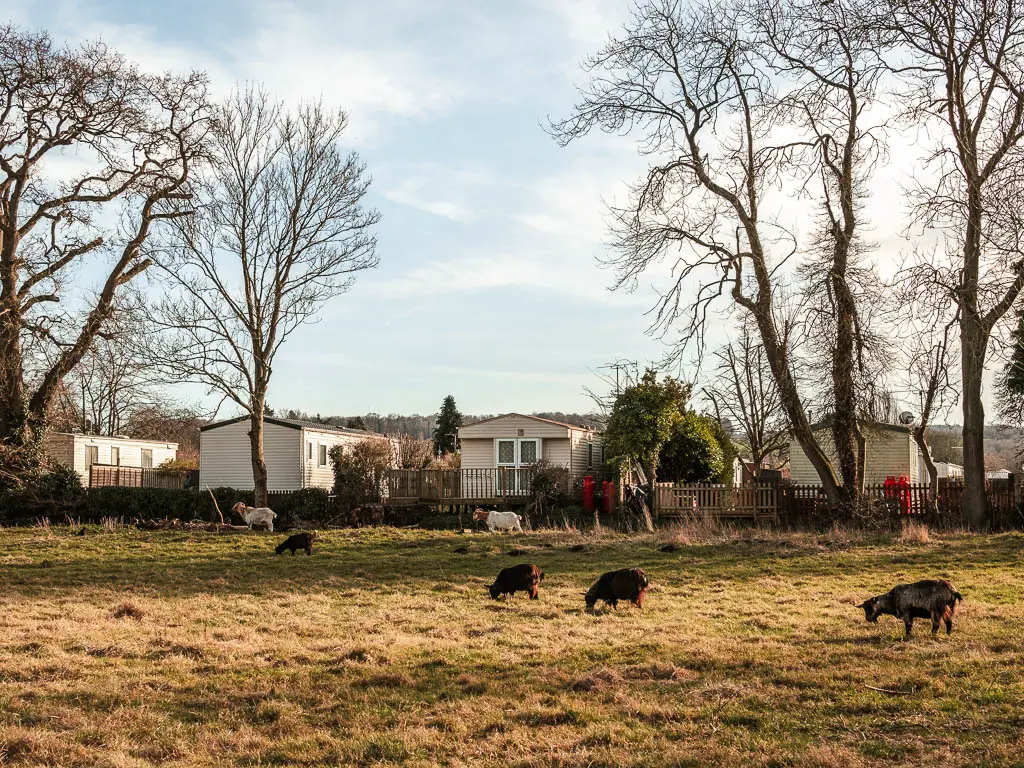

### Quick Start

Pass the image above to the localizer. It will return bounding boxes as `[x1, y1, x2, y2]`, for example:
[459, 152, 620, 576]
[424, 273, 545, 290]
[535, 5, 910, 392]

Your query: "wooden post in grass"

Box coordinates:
[207, 486, 225, 528]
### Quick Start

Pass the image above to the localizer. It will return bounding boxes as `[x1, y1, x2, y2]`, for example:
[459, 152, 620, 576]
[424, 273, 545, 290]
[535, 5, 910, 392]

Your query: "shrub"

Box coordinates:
[0, 463, 85, 522]
[331, 439, 395, 510]
[158, 457, 199, 472]
[397, 434, 433, 469]
[524, 461, 573, 527]
[271, 487, 329, 527]
[658, 412, 725, 484]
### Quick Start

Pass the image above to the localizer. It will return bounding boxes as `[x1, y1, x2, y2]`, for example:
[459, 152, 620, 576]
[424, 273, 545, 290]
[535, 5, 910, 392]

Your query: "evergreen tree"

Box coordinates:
[346, 416, 368, 431]
[997, 306, 1024, 424]
[433, 396, 463, 455]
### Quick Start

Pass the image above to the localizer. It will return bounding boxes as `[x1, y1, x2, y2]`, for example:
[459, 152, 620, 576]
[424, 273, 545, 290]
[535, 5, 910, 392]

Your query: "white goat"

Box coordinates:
[231, 501, 277, 532]
[473, 507, 523, 533]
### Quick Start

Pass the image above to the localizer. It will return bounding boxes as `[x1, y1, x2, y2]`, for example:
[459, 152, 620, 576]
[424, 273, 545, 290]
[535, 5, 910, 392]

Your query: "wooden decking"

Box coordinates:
[385, 467, 547, 505]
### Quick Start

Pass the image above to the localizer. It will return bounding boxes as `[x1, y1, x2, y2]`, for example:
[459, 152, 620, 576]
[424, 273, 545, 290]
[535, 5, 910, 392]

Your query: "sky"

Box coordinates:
[4, 0, 1000, 423]
[9, 0, 690, 418]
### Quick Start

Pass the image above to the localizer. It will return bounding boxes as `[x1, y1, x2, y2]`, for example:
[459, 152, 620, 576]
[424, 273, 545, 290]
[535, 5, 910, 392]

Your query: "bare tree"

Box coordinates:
[150, 88, 379, 506]
[888, 0, 1024, 526]
[550, 0, 887, 506]
[758, 0, 890, 499]
[888, 269, 963, 499]
[909, 313, 960, 501]
[51, 301, 168, 436]
[703, 323, 789, 472]
[0, 26, 211, 469]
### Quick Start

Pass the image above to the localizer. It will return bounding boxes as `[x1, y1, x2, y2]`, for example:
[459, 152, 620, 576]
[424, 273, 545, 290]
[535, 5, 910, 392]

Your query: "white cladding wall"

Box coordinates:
[459, 429, 603, 473]
[459, 437, 570, 469]
[459, 415, 571, 440]
[789, 427, 921, 485]
[570, 432, 605, 476]
[43, 433, 178, 484]
[301, 429, 396, 489]
[200, 421, 301, 491]
[459, 438, 494, 470]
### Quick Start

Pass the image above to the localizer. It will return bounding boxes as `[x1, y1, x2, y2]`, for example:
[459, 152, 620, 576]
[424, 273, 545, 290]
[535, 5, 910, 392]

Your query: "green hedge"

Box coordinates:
[0, 483, 331, 527]
[82, 486, 330, 526]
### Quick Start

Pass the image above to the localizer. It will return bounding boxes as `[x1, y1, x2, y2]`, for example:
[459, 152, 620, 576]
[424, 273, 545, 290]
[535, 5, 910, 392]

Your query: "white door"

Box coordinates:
[495, 438, 540, 494]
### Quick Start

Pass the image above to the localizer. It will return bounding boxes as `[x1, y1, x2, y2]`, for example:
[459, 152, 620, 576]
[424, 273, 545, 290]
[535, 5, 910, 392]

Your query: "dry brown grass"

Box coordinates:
[899, 519, 931, 545]
[0, 525, 1021, 766]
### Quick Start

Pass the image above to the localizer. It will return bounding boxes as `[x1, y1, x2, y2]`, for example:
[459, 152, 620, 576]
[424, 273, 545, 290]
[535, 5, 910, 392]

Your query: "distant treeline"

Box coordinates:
[276, 410, 604, 439]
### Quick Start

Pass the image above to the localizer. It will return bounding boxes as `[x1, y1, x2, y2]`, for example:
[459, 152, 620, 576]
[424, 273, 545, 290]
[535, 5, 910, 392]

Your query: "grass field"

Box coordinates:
[1, 523, 1023, 767]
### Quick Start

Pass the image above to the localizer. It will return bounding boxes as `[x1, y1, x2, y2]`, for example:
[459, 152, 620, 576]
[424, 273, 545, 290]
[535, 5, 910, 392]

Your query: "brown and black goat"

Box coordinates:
[857, 579, 963, 639]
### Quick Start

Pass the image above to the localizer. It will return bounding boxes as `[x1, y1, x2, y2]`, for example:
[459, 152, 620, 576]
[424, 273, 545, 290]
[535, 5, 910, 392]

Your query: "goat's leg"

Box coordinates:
[931, 611, 941, 636]
[903, 615, 914, 640]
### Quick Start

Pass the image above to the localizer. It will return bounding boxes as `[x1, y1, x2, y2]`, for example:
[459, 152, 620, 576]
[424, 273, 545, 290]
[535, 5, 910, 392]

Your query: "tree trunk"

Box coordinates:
[0, 234, 30, 451]
[249, 411, 269, 508]
[961, 316, 988, 528]
[752, 310, 844, 505]
[912, 425, 938, 505]
[829, 250, 862, 506]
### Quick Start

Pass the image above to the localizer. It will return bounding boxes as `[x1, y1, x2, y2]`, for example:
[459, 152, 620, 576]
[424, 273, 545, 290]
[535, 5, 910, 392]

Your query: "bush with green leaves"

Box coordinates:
[658, 412, 725, 484]
[603, 369, 691, 483]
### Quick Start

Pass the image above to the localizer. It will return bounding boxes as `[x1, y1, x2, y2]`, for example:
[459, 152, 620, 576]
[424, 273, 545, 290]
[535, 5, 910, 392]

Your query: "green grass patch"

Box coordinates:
[0, 525, 1022, 766]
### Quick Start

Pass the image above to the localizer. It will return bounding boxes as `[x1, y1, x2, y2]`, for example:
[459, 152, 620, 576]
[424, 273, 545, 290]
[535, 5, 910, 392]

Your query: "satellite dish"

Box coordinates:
[898, 411, 915, 425]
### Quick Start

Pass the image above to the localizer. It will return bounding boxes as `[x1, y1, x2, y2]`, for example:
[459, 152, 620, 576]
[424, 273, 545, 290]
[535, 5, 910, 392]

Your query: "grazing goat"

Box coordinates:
[231, 501, 277, 532]
[585, 568, 650, 610]
[489, 563, 544, 600]
[473, 507, 523, 533]
[858, 579, 963, 639]
[275, 531, 316, 556]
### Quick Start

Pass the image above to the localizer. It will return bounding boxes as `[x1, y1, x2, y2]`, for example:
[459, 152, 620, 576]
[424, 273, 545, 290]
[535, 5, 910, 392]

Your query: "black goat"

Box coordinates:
[489, 563, 544, 600]
[858, 579, 963, 639]
[585, 568, 650, 610]
[275, 531, 316, 556]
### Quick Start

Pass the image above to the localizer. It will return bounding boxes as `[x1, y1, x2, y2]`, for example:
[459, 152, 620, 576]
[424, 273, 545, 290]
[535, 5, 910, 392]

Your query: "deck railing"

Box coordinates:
[385, 467, 544, 501]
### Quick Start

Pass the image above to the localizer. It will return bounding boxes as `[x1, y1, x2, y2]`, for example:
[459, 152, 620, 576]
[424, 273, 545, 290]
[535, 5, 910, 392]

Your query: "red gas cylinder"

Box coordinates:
[602, 481, 616, 515]
[897, 475, 911, 514]
[582, 475, 595, 513]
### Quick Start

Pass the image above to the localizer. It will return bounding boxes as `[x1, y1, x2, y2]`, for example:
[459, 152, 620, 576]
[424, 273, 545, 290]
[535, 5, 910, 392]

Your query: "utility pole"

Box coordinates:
[599, 360, 638, 398]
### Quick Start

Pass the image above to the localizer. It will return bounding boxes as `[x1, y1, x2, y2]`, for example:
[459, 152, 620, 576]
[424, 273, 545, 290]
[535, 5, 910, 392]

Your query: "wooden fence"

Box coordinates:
[383, 467, 576, 503]
[655, 478, 1020, 524]
[89, 464, 196, 490]
[776, 479, 1019, 524]
[654, 482, 778, 521]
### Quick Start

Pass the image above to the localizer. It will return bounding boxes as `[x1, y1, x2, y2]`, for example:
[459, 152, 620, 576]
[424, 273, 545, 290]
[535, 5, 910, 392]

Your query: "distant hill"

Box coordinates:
[926, 424, 1022, 469]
